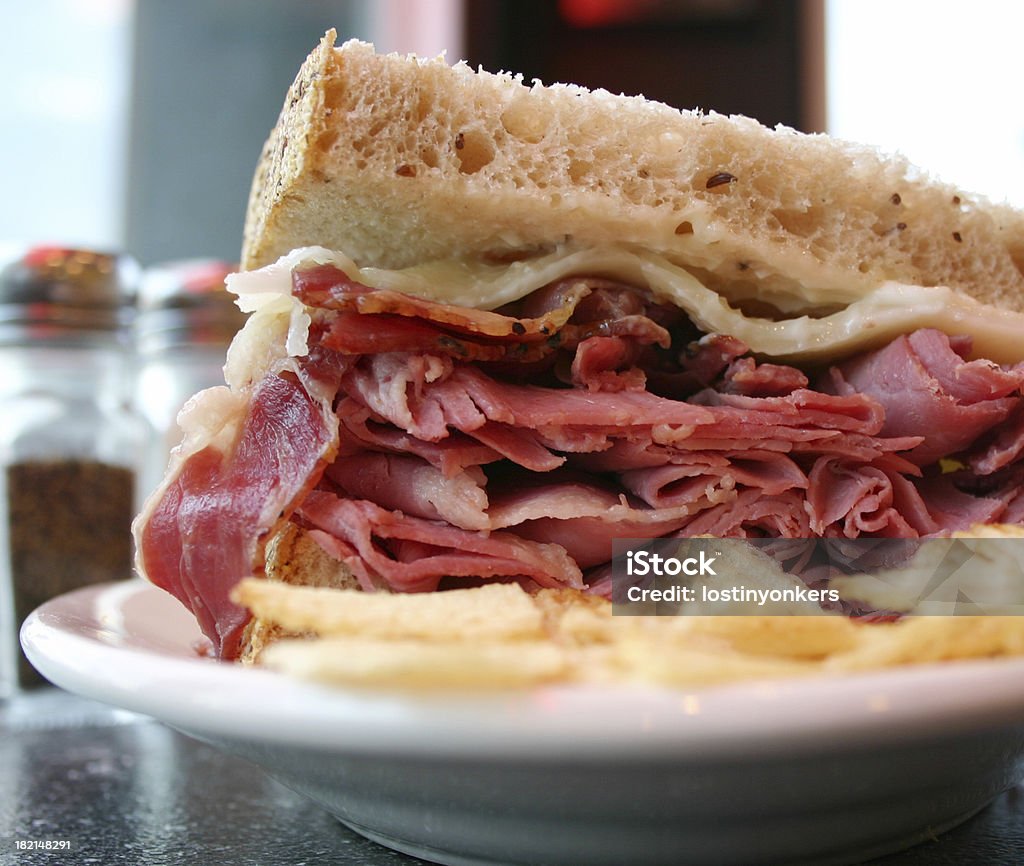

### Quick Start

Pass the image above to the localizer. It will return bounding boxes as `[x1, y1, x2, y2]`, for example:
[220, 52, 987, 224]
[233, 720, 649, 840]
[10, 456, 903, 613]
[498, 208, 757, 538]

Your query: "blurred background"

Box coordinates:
[1, 0, 1023, 264]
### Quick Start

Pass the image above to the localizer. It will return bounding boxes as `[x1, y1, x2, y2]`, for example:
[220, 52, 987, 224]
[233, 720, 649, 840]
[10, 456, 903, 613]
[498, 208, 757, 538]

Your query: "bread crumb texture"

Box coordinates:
[243, 32, 1024, 311]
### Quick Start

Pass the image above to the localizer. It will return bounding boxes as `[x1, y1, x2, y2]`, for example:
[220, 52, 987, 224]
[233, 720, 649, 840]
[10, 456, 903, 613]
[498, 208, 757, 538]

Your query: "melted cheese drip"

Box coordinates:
[224, 244, 1024, 387]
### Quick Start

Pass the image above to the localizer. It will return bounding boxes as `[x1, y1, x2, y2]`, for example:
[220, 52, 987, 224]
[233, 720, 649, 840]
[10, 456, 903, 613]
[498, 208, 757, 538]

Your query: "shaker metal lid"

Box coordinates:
[0, 246, 140, 335]
[136, 259, 246, 351]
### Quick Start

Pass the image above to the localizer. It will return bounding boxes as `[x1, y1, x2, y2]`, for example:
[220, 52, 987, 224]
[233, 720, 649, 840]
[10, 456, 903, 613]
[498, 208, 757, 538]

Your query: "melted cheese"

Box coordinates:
[225, 244, 1024, 374]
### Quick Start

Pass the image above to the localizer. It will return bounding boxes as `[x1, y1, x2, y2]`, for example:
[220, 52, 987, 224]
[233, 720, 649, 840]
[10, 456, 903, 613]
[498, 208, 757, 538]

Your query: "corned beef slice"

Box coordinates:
[827, 330, 1024, 466]
[140, 266, 1024, 657]
[138, 372, 339, 658]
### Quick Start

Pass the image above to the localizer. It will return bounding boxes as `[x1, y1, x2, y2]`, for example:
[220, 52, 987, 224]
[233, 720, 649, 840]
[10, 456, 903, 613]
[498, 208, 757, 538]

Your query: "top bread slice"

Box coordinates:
[242, 31, 1024, 313]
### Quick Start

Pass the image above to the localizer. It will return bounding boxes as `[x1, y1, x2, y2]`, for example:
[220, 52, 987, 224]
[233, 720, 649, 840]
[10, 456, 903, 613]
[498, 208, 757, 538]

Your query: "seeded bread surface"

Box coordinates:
[242, 31, 1024, 311]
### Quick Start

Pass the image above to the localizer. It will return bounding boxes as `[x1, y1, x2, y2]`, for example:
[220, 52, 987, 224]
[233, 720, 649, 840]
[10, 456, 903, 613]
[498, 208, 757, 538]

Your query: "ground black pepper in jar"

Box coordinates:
[0, 247, 147, 694]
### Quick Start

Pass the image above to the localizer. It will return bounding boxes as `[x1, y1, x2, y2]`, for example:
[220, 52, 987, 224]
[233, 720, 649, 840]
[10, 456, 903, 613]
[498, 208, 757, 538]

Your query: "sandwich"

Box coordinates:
[133, 32, 1024, 671]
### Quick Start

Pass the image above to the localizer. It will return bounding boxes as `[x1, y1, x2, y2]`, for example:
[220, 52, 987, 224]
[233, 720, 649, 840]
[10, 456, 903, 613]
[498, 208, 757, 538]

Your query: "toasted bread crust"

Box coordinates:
[238, 522, 363, 664]
[243, 32, 1024, 311]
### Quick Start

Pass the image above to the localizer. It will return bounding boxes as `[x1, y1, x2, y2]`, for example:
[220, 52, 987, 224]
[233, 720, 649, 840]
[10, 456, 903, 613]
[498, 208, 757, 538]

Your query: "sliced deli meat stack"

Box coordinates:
[135, 260, 1024, 658]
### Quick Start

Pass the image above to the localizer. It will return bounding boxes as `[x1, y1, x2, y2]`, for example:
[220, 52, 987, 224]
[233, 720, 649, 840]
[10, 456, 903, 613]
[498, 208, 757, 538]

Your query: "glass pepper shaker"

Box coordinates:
[134, 259, 245, 496]
[0, 246, 148, 694]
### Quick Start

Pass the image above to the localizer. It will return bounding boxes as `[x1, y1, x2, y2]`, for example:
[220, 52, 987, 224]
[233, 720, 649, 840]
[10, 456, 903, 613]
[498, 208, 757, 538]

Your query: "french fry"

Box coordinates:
[262, 637, 567, 688]
[234, 579, 544, 641]
[611, 636, 818, 687]
[826, 616, 1024, 672]
[648, 615, 862, 660]
[236, 576, 1024, 690]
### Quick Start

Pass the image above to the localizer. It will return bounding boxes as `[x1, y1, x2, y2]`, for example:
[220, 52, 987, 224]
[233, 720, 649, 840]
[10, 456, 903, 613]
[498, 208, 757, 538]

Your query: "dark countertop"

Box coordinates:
[1, 690, 1022, 866]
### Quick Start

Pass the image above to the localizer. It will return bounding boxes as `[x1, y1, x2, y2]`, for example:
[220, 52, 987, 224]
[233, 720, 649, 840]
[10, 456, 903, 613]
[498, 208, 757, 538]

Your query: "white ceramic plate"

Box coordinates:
[21, 579, 1024, 866]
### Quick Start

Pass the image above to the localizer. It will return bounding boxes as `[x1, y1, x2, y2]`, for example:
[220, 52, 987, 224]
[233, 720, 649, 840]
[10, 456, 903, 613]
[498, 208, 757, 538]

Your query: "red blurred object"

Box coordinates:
[558, 0, 657, 26]
[22, 245, 80, 268]
[180, 260, 235, 295]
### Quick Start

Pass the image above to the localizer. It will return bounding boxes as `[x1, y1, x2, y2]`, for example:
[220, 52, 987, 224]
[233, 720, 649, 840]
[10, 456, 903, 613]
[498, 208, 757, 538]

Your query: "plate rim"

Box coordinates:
[21, 579, 1024, 760]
